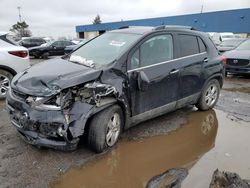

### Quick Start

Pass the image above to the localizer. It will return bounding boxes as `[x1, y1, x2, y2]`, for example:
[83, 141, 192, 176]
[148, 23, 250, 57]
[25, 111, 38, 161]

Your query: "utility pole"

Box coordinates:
[17, 6, 22, 22]
[200, 0, 205, 14]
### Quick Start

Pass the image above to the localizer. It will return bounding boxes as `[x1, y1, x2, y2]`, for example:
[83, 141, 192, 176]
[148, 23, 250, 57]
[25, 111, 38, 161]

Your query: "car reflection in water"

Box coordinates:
[52, 110, 218, 188]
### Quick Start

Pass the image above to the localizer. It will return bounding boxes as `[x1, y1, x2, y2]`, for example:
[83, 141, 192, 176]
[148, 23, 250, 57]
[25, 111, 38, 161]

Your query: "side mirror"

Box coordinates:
[137, 71, 150, 91]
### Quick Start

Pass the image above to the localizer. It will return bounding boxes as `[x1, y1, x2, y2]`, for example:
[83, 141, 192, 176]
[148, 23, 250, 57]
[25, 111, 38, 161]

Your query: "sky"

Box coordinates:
[0, 0, 249, 38]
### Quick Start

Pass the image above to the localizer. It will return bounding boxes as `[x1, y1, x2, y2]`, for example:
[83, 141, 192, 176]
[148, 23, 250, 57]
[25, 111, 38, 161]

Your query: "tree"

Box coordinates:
[10, 21, 32, 39]
[93, 14, 102, 24]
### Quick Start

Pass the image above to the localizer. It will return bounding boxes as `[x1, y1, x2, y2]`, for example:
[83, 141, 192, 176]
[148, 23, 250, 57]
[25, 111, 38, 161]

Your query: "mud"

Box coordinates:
[0, 75, 250, 188]
[51, 108, 250, 188]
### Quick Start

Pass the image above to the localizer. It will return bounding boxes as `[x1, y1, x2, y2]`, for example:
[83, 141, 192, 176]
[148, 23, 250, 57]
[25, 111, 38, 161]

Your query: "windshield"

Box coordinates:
[235, 40, 250, 50]
[0, 34, 18, 46]
[71, 32, 141, 66]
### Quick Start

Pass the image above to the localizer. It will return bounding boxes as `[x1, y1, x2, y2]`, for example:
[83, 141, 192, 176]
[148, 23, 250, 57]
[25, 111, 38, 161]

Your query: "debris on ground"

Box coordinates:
[209, 169, 250, 188]
[146, 168, 188, 188]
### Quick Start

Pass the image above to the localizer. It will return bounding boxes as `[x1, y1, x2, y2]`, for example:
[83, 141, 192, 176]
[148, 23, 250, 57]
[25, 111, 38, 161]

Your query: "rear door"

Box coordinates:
[127, 33, 181, 116]
[176, 33, 208, 107]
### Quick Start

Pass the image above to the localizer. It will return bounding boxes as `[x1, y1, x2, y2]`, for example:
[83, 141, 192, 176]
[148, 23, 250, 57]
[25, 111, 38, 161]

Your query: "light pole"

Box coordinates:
[17, 6, 22, 22]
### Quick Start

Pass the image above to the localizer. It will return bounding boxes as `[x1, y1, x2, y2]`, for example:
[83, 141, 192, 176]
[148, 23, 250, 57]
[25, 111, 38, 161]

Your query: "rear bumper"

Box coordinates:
[225, 66, 250, 74]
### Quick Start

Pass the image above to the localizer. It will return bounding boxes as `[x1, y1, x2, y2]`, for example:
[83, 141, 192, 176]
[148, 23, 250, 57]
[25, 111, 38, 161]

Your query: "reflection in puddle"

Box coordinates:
[52, 110, 218, 188]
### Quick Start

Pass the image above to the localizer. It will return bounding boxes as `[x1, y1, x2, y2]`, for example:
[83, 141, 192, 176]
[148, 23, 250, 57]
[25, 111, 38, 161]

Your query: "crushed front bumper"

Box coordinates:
[6, 90, 80, 151]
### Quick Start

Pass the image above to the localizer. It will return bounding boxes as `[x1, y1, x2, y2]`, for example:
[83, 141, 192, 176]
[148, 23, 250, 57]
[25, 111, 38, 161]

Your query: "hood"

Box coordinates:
[223, 50, 250, 60]
[11, 58, 102, 96]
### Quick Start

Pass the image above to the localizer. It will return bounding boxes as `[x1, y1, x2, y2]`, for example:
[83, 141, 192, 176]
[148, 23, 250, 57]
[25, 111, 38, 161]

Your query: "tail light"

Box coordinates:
[221, 56, 227, 65]
[8, 51, 28, 58]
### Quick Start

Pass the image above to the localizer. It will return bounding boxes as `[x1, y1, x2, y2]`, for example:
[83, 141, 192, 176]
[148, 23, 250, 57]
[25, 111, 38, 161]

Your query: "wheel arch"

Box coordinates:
[0, 65, 17, 76]
[204, 73, 223, 89]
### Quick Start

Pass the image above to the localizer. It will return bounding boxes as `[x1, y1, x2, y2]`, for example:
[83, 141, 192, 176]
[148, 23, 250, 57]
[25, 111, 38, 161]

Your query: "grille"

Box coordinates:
[227, 59, 250, 67]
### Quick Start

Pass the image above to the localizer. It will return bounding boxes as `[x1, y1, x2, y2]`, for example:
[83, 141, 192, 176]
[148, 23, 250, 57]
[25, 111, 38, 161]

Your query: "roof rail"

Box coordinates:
[154, 25, 197, 31]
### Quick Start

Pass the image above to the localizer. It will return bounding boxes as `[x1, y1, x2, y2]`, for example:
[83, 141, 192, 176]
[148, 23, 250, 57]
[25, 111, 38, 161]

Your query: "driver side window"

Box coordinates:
[130, 34, 173, 70]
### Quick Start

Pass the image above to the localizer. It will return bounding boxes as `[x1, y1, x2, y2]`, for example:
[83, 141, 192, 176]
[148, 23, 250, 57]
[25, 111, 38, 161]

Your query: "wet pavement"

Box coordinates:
[0, 75, 249, 188]
[51, 109, 250, 188]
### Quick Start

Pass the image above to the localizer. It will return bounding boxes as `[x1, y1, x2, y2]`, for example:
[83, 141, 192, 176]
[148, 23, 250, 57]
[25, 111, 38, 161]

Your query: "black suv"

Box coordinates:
[19, 37, 46, 48]
[29, 40, 75, 59]
[6, 26, 224, 152]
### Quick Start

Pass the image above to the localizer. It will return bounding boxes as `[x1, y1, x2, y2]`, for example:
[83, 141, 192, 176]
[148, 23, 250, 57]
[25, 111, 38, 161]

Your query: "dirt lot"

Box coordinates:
[0, 58, 250, 188]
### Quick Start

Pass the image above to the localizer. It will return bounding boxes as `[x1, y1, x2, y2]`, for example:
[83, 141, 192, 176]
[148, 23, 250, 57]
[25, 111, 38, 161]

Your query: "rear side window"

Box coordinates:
[179, 34, 199, 57]
[198, 37, 206, 52]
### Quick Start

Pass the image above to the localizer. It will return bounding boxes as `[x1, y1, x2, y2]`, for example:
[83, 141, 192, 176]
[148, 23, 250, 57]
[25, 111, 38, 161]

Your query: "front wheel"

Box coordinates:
[0, 70, 13, 99]
[196, 79, 220, 111]
[88, 105, 123, 153]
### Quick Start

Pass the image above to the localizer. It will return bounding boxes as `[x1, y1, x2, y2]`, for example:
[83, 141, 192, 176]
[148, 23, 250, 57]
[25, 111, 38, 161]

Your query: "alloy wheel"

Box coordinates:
[205, 84, 218, 107]
[0, 74, 10, 97]
[106, 113, 121, 146]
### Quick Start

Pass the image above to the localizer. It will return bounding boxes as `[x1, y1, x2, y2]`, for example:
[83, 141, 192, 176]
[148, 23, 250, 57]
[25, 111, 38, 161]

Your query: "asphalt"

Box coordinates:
[0, 58, 249, 188]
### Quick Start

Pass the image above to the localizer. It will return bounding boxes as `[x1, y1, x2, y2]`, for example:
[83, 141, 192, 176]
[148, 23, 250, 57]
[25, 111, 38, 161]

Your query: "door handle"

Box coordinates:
[203, 57, 209, 63]
[169, 69, 179, 74]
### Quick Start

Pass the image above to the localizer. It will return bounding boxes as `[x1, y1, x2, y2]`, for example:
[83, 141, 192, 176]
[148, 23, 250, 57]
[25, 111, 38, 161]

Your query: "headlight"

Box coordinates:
[26, 96, 61, 111]
[26, 89, 73, 111]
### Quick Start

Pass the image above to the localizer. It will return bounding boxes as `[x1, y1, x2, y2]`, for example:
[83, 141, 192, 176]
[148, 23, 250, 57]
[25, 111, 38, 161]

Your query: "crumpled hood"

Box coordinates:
[223, 50, 250, 60]
[11, 58, 102, 96]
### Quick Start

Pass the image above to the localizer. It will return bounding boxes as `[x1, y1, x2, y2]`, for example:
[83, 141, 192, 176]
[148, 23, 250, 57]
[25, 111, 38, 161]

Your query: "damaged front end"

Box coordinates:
[6, 81, 118, 150]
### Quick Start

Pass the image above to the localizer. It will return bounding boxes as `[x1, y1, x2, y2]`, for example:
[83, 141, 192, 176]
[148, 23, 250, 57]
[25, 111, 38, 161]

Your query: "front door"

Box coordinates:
[127, 33, 181, 117]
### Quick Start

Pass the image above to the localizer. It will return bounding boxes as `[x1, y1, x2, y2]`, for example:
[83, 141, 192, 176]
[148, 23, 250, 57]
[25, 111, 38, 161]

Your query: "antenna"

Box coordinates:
[17, 6, 22, 22]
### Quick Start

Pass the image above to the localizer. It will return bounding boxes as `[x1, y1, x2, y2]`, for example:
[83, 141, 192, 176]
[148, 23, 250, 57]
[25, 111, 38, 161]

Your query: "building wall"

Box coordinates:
[76, 8, 250, 37]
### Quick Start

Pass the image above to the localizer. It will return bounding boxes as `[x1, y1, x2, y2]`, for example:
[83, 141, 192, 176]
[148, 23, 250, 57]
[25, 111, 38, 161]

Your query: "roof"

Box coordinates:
[76, 8, 250, 33]
[110, 25, 200, 35]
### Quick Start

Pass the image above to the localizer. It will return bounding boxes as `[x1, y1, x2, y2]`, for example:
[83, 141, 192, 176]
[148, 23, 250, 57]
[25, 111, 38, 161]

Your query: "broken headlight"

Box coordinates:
[26, 90, 73, 111]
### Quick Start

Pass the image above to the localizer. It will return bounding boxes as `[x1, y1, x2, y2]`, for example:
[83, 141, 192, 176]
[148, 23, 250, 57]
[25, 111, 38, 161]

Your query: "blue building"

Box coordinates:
[76, 8, 250, 39]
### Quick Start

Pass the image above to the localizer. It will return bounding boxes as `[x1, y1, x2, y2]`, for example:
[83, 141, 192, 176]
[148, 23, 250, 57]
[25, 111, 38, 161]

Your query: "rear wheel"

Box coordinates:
[41, 52, 49, 59]
[225, 71, 228, 77]
[88, 105, 123, 153]
[0, 70, 13, 99]
[196, 79, 220, 111]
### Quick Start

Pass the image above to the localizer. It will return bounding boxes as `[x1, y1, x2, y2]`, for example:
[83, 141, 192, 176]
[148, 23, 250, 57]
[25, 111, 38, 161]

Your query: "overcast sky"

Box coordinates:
[0, 0, 249, 38]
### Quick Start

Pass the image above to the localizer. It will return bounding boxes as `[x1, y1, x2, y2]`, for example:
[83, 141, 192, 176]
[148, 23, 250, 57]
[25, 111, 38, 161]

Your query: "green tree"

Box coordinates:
[93, 14, 102, 24]
[10, 21, 32, 39]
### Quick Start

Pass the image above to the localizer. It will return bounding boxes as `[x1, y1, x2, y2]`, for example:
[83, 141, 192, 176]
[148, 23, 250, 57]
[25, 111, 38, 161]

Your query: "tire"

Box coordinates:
[34, 54, 40, 59]
[88, 105, 123, 153]
[41, 52, 49, 59]
[225, 71, 228, 77]
[196, 79, 220, 111]
[0, 70, 13, 99]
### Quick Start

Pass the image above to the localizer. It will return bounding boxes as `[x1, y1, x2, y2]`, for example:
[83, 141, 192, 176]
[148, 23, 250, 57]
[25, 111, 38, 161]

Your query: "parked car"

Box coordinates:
[18, 37, 47, 48]
[0, 32, 30, 99]
[211, 32, 236, 46]
[223, 39, 250, 75]
[29, 40, 75, 59]
[217, 38, 247, 53]
[6, 26, 224, 152]
[64, 39, 88, 54]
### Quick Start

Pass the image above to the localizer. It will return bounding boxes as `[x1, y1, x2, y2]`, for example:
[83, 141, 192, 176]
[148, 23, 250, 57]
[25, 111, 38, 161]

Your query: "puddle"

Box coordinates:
[51, 110, 219, 188]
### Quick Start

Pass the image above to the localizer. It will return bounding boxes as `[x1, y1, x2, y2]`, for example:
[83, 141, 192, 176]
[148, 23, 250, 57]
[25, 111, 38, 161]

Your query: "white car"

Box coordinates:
[211, 32, 236, 46]
[0, 32, 30, 98]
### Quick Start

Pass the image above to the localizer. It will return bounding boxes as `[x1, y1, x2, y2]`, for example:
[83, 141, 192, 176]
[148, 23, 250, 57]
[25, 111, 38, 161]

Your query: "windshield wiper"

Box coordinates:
[69, 55, 95, 68]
